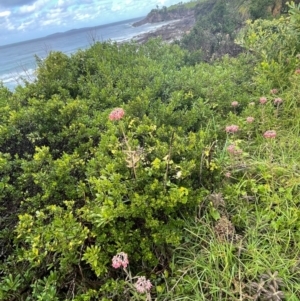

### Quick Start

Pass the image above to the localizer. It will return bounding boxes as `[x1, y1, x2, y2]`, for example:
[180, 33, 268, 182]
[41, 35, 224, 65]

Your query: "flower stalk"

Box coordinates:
[109, 108, 138, 180]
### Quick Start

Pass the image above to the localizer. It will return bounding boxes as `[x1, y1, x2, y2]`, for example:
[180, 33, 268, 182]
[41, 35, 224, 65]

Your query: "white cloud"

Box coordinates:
[19, 0, 47, 14]
[0, 10, 11, 17]
[74, 13, 92, 21]
[17, 19, 34, 31]
[5, 20, 15, 30]
[57, 0, 64, 6]
[111, 2, 122, 12]
[19, 4, 35, 13]
[40, 18, 61, 26]
[46, 8, 63, 19]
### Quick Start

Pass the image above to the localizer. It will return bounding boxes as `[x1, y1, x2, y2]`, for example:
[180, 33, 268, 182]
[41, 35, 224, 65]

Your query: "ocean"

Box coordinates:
[0, 17, 175, 91]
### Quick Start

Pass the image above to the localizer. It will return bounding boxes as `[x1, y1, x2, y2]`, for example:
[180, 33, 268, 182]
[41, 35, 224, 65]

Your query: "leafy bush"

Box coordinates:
[1, 3, 300, 300]
[0, 39, 232, 300]
[236, 1, 300, 90]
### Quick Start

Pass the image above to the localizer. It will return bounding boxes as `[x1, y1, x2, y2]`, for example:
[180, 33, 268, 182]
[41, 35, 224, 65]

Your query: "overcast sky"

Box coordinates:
[0, 0, 191, 46]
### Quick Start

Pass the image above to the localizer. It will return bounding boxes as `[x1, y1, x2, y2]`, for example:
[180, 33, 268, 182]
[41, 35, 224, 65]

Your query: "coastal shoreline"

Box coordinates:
[131, 16, 195, 44]
[2, 15, 195, 91]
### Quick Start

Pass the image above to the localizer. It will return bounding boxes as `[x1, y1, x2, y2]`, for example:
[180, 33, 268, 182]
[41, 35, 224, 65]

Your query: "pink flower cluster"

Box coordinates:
[270, 89, 278, 95]
[274, 98, 283, 105]
[134, 276, 152, 294]
[231, 101, 239, 107]
[225, 172, 231, 178]
[259, 97, 267, 104]
[227, 144, 242, 156]
[246, 116, 254, 123]
[109, 108, 125, 121]
[112, 252, 129, 269]
[263, 130, 277, 139]
[225, 125, 239, 134]
[295, 69, 300, 75]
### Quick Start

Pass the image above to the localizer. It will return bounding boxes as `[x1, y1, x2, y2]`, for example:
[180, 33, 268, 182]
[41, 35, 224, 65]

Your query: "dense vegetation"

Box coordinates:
[164, 0, 199, 11]
[1, 0, 300, 300]
[133, 0, 197, 27]
[181, 0, 300, 61]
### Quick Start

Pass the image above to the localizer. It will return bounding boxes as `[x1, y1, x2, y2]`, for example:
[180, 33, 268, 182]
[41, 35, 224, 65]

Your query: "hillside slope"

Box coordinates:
[1, 1, 300, 300]
[132, 2, 196, 27]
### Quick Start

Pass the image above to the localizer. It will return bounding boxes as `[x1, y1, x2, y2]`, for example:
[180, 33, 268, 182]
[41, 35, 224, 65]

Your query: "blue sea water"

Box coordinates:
[0, 17, 175, 91]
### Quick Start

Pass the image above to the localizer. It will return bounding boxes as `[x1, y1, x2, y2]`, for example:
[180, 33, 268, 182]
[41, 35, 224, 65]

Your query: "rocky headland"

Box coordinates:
[132, 7, 195, 27]
[131, 7, 195, 44]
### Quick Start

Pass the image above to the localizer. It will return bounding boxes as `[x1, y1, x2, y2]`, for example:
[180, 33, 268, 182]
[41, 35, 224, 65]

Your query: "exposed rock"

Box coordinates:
[133, 8, 194, 27]
[132, 16, 195, 44]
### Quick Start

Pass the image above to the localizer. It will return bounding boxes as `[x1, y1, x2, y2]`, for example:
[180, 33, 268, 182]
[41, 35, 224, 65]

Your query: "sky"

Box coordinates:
[0, 0, 191, 46]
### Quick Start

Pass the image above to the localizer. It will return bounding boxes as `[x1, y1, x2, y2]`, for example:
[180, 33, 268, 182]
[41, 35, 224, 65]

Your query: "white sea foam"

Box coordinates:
[0, 68, 36, 89]
[114, 20, 177, 43]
